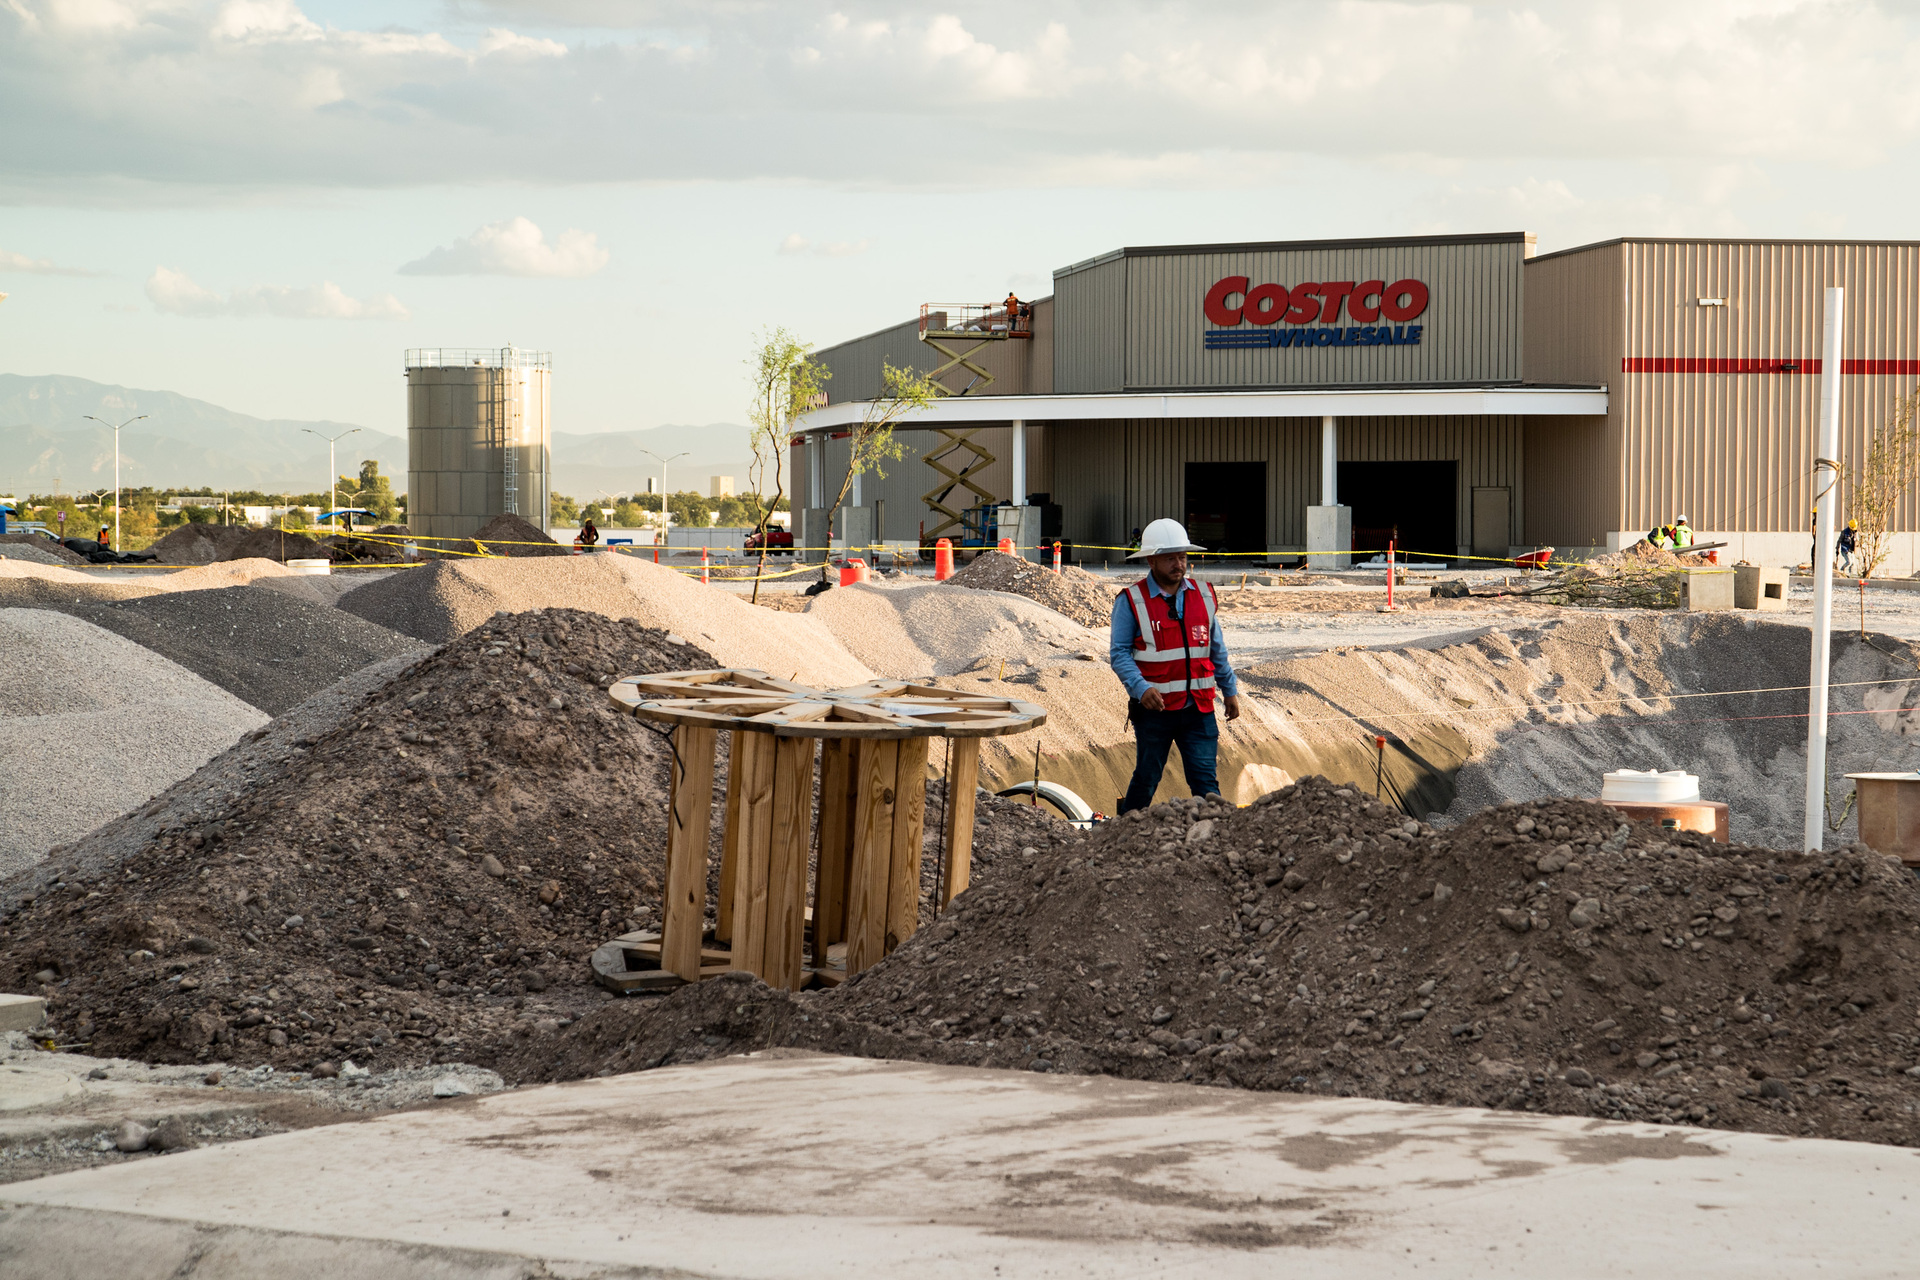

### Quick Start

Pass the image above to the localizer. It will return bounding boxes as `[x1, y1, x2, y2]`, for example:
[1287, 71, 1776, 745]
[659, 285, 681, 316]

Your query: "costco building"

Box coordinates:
[792, 232, 1920, 568]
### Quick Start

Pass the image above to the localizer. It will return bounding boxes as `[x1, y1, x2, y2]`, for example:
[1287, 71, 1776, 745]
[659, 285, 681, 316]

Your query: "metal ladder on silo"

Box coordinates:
[499, 346, 519, 517]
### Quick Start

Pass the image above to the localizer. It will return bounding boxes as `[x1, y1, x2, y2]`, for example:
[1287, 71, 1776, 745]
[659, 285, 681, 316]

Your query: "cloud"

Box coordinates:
[8, 1, 1920, 199]
[145, 266, 409, 319]
[399, 216, 608, 277]
[777, 233, 872, 257]
[0, 248, 96, 275]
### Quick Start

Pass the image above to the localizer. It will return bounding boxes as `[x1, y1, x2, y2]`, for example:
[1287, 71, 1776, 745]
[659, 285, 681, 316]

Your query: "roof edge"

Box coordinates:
[1056, 231, 1531, 278]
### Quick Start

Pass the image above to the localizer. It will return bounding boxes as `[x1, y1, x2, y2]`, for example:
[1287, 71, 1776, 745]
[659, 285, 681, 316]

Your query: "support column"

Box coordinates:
[1307, 414, 1350, 570]
[1011, 419, 1026, 505]
[1321, 415, 1337, 506]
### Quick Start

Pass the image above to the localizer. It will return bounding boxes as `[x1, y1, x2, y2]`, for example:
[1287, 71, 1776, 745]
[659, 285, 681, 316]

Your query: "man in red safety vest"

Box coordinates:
[1110, 518, 1242, 813]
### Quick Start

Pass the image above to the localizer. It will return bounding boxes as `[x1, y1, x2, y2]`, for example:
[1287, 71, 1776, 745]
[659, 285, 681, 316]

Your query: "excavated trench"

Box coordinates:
[1000, 614, 1920, 849]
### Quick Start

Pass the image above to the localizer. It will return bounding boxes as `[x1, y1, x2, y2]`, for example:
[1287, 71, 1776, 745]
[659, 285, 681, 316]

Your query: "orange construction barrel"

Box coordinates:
[933, 538, 954, 581]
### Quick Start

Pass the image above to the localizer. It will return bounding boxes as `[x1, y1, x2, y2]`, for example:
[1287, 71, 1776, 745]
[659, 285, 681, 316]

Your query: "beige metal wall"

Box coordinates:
[1526, 237, 1920, 538]
[407, 364, 551, 541]
[1053, 233, 1531, 394]
[1046, 416, 1523, 554]
[816, 298, 1053, 403]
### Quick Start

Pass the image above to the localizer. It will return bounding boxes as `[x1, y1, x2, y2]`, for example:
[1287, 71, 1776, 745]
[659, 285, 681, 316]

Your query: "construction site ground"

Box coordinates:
[7, 535, 1920, 1271]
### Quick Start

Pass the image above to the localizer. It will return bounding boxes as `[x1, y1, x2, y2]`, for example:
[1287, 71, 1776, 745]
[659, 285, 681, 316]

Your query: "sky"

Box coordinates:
[4, 0, 1920, 437]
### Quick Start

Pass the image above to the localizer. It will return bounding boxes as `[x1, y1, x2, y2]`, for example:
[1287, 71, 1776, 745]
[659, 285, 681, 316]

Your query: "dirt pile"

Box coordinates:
[948, 550, 1118, 629]
[150, 523, 251, 565]
[220, 528, 335, 563]
[519, 777, 1920, 1148]
[0, 609, 724, 1070]
[426, 513, 565, 559]
[337, 556, 871, 686]
[62, 585, 428, 714]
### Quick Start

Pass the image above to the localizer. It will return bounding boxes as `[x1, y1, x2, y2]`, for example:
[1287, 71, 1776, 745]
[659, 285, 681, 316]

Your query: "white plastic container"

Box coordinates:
[285, 558, 332, 576]
[1600, 769, 1700, 804]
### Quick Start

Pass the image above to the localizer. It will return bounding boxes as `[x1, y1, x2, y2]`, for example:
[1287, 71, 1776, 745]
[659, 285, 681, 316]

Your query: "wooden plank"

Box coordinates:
[729, 730, 778, 977]
[763, 736, 817, 991]
[715, 729, 745, 944]
[940, 735, 981, 907]
[660, 724, 718, 982]
[813, 738, 856, 956]
[885, 736, 931, 954]
[845, 739, 901, 975]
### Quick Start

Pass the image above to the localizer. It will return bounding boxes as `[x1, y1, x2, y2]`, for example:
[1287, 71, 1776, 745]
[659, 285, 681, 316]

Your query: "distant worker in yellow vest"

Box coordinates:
[1672, 515, 1694, 549]
[1648, 524, 1674, 550]
[1111, 518, 1242, 813]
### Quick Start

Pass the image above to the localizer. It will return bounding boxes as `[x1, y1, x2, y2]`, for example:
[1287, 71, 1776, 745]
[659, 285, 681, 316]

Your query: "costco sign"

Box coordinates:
[1203, 275, 1429, 350]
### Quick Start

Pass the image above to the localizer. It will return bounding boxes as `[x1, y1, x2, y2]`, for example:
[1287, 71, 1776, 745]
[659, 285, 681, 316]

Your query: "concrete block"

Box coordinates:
[0, 993, 47, 1032]
[836, 505, 873, 554]
[1734, 564, 1789, 610]
[1681, 569, 1736, 611]
[1306, 505, 1350, 571]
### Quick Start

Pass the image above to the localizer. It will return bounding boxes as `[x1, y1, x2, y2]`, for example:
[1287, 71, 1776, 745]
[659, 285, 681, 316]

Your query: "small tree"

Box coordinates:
[824, 360, 939, 548]
[745, 327, 829, 601]
[1849, 390, 1920, 579]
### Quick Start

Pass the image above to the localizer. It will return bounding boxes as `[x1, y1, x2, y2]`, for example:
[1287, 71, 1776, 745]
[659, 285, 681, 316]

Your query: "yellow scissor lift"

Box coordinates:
[916, 300, 1034, 541]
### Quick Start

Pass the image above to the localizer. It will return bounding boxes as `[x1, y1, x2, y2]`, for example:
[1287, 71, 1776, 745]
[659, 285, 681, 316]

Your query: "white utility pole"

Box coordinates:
[83, 414, 147, 552]
[639, 449, 688, 534]
[1804, 287, 1846, 853]
[301, 427, 361, 531]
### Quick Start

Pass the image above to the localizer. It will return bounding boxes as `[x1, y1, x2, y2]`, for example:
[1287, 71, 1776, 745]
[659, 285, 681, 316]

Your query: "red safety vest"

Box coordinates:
[1124, 576, 1219, 712]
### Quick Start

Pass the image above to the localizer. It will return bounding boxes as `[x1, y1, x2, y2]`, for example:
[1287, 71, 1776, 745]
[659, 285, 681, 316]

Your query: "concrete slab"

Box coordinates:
[4, 1052, 1919, 1278]
[0, 995, 45, 1033]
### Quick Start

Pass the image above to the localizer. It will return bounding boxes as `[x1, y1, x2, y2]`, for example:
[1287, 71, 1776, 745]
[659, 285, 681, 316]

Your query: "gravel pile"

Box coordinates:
[0, 609, 267, 876]
[948, 550, 1120, 629]
[338, 556, 871, 686]
[0, 533, 88, 565]
[517, 776, 1920, 1149]
[426, 512, 566, 559]
[150, 523, 251, 566]
[0, 610, 725, 1070]
[60, 585, 428, 714]
[805, 579, 1105, 677]
[0, 543, 74, 568]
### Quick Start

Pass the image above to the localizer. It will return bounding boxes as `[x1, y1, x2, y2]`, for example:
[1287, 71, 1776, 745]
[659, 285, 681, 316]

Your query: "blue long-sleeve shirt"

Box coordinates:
[1109, 576, 1239, 702]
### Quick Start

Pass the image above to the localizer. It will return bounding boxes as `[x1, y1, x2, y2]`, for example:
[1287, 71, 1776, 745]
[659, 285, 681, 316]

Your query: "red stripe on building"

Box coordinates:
[1622, 358, 1920, 375]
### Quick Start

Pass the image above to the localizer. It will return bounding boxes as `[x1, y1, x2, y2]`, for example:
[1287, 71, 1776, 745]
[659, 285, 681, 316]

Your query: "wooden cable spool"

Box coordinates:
[607, 669, 1045, 991]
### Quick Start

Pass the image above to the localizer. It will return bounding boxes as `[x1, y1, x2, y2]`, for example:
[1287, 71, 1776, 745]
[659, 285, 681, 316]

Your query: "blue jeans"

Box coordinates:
[1120, 703, 1220, 813]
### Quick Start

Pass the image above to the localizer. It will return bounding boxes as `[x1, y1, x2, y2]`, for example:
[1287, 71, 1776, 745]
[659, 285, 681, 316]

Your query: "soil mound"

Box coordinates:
[0, 533, 88, 565]
[337, 556, 871, 687]
[0, 609, 267, 875]
[63, 585, 428, 714]
[806, 579, 1104, 677]
[220, 528, 335, 564]
[321, 524, 413, 564]
[151, 523, 251, 566]
[948, 550, 1118, 629]
[517, 777, 1920, 1148]
[0, 609, 723, 1070]
[426, 513, 565, 559]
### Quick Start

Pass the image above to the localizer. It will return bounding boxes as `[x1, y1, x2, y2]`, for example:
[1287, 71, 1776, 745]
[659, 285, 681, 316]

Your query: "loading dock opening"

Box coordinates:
[1339, 460, 1457, 561]
[1184, 461, 1266, 557]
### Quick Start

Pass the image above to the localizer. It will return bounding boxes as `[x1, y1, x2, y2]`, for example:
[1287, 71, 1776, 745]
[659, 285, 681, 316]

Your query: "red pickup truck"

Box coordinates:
[744, 528, 793, 555]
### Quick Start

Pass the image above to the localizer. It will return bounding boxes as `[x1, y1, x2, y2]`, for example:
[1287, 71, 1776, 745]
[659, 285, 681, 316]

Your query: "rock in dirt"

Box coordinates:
[112, 1119, 150, 1152]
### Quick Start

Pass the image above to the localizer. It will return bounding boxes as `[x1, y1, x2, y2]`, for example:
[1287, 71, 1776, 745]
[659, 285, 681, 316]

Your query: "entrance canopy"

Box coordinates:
[792, 385, 1606, 433]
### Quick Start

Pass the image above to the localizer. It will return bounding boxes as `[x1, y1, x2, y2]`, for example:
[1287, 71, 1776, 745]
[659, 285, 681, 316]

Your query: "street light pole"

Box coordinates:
[83, 414, 147, 552]
[638, 448, 689, 538]
[301, 427, 362, 532]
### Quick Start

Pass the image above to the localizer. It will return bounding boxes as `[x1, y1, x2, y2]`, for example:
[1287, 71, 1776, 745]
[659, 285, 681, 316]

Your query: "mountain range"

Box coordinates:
[0, 374, 755, 501]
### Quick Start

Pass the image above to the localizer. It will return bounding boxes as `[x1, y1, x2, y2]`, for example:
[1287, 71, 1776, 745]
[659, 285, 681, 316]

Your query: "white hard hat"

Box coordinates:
[1129, 517, 1206, 559]
[1675, 514, 1689, 522]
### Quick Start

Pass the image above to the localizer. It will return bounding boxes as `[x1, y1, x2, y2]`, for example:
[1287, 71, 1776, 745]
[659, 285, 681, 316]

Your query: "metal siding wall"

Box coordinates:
[1052, 255, 1127, 393]
[1619, 241, 1920, 533]
[814, 425, 1040, 539]
[1522, 242, 1627, 542]
[1334, 416, 1525, 550]
[1121, 240, 1525, 389]
[816, 298, 1055, 403]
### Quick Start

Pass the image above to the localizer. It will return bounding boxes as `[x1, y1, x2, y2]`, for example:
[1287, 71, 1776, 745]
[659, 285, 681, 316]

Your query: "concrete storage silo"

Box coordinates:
[404, 347, 552, 541]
